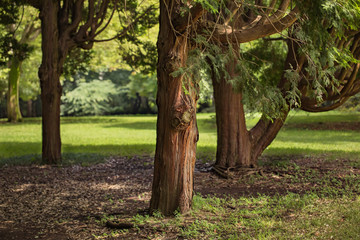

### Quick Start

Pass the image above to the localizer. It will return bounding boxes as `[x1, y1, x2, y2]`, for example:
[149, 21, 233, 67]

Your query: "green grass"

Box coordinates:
[0, 111, 360, 165]
[127, 194, 360, 239]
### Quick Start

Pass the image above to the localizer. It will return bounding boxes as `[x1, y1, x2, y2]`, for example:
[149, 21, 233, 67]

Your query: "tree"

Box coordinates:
[149, 0, 204, 215]
[6, 9, 40, 122]
[205, 1, 297, 170]
[22, 0, 156, 164]
[211, 0, 360, 175]
[150, 0, 296, 215]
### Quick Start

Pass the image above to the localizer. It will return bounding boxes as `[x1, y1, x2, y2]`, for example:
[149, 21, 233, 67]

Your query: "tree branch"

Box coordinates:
[173, 3, 205, 33]
[92, 5, 156, 43]
[212, 7, 298, 44]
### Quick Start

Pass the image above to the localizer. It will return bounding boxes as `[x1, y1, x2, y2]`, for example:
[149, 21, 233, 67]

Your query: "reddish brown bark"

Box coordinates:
[213, 77, 288, 169]
[26, 0, 133, 164]
[213, 40, 298, 170]
[150, 0, 199, 215]
[207, 1, 301, 171]
[213, 62, 252, 168]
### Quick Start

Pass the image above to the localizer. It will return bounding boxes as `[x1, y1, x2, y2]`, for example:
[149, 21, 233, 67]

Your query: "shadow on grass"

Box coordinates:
[265, 147, 360, 159]
[103, 121, 156, 130]
[1, 141, 359, 167]
[0, 142, 156, 166]
[275, 130, 360, 144]
[285, 113, 360, 124]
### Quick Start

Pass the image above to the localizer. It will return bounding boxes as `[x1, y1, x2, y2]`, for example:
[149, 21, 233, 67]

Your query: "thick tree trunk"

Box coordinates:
[213, 40, 297, 171]
[150, 0, 199, 216]
[7, 57, 23, 122]
[213, 63, 253, 168]
[38, 0, 63, 164]
[213, 72, 288, 170]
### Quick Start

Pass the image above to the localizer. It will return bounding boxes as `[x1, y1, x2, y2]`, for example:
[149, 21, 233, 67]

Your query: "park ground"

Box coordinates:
[1, 112, 360, 239]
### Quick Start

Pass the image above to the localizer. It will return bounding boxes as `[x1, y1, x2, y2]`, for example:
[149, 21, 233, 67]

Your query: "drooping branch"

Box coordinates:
[300, 32, 360, 112]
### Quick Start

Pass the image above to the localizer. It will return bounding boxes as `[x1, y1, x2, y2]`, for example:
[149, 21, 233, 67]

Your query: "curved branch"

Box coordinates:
[212, 7, 299, 44]
[93, 5, 156, 43]
[300, 97, 350, 112]
[250, 112, 288, 160]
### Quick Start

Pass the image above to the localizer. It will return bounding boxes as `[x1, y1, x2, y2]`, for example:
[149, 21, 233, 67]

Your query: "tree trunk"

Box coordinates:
[213, 71, 288, 170]
[38, 0, 63, 164]
[213, 62, 253, 168]
[150, 0, 199, 216]
[7, 56, 23, 122]
[27, 99, 33, 117]
[213, 40, 297, 171]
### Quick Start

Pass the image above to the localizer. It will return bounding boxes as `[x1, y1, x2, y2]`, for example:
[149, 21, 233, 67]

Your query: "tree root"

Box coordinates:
[212, 165, 263, 179]
[106, 221, 135, 229]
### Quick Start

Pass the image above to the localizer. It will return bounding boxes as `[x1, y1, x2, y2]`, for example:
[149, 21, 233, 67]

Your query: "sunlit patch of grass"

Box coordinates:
[115, 193, 360, 239]
[1, 111, 360, 165]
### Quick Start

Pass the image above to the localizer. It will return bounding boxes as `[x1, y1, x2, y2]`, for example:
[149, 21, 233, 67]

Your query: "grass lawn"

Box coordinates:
[1, 111, 360, 239]
[0, 111, 359, 165]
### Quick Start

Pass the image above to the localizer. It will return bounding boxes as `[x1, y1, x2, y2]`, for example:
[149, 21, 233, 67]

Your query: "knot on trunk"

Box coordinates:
[171, 107, 194, 130]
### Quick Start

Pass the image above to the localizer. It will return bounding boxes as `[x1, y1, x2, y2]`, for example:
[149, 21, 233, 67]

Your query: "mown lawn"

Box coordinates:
[1, 111, 360, 239]
[0, 111, 359, 165]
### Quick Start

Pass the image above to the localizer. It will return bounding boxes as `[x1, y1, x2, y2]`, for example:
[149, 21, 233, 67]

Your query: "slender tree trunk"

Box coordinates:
[150, 0, 199, 215]
[38, 0, 63, 164]
[7, 56, 23, 122]
[27, 99, 33, 117]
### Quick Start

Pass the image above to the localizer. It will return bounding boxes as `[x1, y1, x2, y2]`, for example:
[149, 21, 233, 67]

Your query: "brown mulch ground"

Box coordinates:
[1, 154, 359, 240]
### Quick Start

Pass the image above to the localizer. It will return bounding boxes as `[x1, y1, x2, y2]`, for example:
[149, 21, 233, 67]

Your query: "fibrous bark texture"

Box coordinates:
[26, 0, 129, 163]
[213, 40, 298, 170]
[213, 61, 251, 168]
[211, 1, 300, 171]
[38, 0, 63, 164]
[150, 0, 199, 215]
[213, 78, 288, 169]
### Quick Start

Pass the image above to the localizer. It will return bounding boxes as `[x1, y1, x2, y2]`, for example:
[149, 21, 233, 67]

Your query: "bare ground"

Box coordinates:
[1, 154, 359, 240]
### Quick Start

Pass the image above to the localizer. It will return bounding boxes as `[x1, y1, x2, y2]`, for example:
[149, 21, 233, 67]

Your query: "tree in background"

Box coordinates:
[0, 2, 39, 122]
[19, 46, 41, 117]
[22, 0, 157, 164]
[5, 8, 40, 122]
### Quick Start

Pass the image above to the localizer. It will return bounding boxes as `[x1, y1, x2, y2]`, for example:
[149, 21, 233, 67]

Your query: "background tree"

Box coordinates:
[0, 2, 39, 122]
[19, 46, 41, 117]
[5, 8, 40, 122]
[23, 0, 157, 164]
